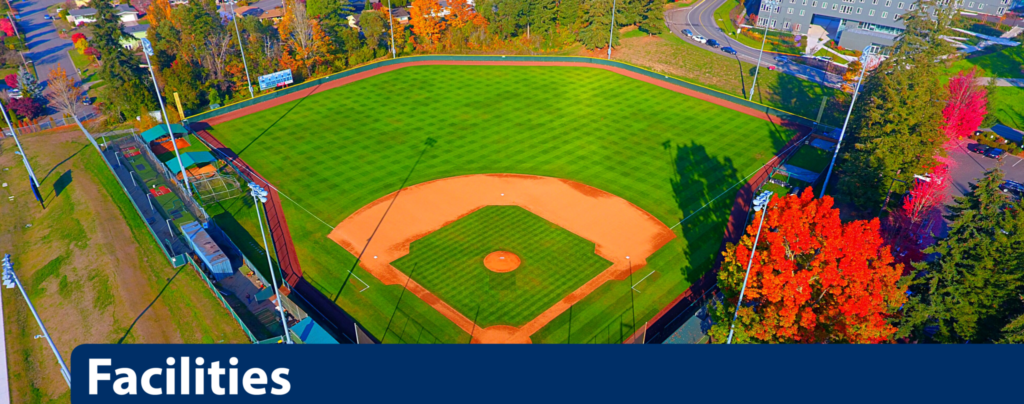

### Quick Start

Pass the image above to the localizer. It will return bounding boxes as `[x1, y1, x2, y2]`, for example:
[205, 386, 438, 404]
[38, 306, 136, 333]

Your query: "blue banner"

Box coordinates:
[72, 344, 1022, 403]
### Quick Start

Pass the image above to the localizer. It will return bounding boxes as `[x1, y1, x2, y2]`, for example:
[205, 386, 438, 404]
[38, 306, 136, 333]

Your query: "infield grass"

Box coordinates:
[206, 65, 795, 343]
[392, 206, 612, 328]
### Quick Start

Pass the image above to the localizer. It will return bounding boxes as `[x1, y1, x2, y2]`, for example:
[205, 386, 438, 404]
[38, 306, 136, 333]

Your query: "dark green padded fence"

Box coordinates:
[187, 55, 824, 130]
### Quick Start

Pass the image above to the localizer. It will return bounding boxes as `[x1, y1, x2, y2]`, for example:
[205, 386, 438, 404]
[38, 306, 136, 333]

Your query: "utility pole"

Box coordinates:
[3, 254, 71, 387]
[820, 46, 872, 199]
[387, 0, 396, 59]
[727, 200, 769, 344]
[607, 0, 617, 59]
[748, 0, 778, 101]
[249, 183, 293, 344]
[228, 0, 254, 98]
[140, 38, 190, 192]
[0, 100, 42, 208]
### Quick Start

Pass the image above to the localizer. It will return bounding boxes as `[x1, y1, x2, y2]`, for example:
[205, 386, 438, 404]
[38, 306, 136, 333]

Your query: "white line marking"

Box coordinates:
[632, 270, 656, 293]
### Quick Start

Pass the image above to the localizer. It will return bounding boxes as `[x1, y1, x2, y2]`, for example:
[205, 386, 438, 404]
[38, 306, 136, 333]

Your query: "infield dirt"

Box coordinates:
[328, 174, 676, 343]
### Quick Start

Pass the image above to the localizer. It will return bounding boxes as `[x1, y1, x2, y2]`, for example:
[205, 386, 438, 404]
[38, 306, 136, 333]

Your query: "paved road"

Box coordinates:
[20, 0, 77, 89]
[665, 0, 845, 89]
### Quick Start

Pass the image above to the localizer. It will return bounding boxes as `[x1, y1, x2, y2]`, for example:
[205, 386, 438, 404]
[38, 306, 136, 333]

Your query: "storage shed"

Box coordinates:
[181, 221, 233, 280]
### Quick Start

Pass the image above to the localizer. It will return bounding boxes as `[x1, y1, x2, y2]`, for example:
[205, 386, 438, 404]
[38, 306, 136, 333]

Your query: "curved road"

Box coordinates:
[666, 0, 844, 89]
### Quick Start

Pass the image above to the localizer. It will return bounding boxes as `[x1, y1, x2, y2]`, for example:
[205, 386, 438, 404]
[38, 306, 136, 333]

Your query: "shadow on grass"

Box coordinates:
[332, 137, 437, 302]
[118, 264, 186, 344]
[664, 140, 741, 284]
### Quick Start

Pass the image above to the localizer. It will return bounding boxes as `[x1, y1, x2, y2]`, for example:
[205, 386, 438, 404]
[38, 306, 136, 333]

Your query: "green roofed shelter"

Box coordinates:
[164, 151, 217, 176]
[141, 123, 189, 143]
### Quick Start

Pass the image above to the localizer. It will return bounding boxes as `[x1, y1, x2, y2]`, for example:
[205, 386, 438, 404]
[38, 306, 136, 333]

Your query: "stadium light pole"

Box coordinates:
[141, 38, 190, 193]
[248, 183, 292, 344]
[0, 100, 42, 207]
[726, 201, 769, 344]
[607, 0, 617, 59]
[387, 0, 397, 59]
[3, 254, 71, 387]
[748, 0, 778, 101]
[819, 45, 872, 199]
[229, 0, 255, 98]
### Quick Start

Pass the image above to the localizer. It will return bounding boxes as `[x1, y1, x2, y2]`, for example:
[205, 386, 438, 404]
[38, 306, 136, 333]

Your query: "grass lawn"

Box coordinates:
[942, 45, 1024, 79]
[0, 132, 246, 401]
[613, 34, 847, 127]
[392, 206, 612, 329]
[714, 0, 742, 34]
[786, 145, 831, 173]
[990, 86, 1024, 130]
[206, 65, 796, 344]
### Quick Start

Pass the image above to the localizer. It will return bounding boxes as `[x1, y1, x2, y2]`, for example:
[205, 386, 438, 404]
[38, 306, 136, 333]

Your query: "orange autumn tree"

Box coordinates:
[446, 0, 476, 29]
[710, 189, 907, 344]
[409, 0, 446, 47]
[279, 0, 331, 79]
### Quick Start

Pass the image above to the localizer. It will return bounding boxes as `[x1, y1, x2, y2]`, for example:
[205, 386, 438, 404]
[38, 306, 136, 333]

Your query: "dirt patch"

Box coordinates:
[328, 174, 676, 343]
[484, 251, 521, 273]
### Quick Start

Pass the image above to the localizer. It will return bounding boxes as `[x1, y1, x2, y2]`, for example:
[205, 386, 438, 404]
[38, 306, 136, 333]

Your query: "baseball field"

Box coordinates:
[202, 63, 798, 343]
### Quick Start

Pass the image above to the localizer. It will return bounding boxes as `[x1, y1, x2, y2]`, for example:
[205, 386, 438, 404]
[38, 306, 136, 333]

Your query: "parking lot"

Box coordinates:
[947, 140, 1024, 200]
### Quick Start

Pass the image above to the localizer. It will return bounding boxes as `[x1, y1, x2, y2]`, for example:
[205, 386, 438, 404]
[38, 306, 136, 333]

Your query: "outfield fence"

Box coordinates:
[185, 55, 833, 133]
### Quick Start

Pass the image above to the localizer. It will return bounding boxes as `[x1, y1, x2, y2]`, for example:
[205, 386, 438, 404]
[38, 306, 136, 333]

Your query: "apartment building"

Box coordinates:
[756, 0, 1013, 52]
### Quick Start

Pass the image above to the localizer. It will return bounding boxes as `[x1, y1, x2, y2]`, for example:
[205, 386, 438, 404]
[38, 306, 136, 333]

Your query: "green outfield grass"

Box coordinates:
[392, 206, 612, 328]
[205, 65, 795, 343]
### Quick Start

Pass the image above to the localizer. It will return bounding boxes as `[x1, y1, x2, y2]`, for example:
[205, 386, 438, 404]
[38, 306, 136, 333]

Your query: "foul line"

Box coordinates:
[632, 270, 656, 293]
[670, 135, 808, 230]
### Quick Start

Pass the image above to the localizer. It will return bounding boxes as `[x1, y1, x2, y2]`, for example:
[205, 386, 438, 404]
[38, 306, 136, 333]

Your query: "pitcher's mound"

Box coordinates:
[484, 251, 520, 273]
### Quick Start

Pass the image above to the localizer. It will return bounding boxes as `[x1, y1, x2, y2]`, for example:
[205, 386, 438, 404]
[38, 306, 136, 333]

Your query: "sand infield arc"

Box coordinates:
[328, 174, 676, 343]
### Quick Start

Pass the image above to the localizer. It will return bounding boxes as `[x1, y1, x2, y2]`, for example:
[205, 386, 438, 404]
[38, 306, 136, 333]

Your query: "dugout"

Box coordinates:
[290, 317, 338, 344]
[181, 221, 233, 280]
[165, 151, 218, 181]
[141, 124, 191, 155]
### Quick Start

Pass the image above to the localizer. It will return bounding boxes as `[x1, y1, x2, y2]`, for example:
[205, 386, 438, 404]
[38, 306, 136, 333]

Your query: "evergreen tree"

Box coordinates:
[897, 169, 1024, 343]
[639, 0, 665, 34]
[578, 0, 616, 49]
[528, 0, 559, 38]
[91, 0, 155, 121]
[15, 66, 42, 99]
[836, 0, 955, 209]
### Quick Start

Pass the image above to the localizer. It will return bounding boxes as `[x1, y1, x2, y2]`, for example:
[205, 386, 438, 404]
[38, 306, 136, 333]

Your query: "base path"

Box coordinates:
[328, 174, 677, 343]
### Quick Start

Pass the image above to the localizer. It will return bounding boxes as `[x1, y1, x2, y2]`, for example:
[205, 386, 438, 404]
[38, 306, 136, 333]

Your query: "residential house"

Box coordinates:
[66, 5, 139, 25]
[393, 7, 411, 23]
[233, 5, 264, 17]
[347, 13, 360, 30]
[259, 7, 285, 24]
[119, 22, 149, 49]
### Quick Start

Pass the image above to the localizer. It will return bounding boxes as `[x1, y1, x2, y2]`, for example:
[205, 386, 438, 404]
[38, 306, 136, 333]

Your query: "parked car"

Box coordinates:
[706, 39, 720, 48]
[722, 46, 737, 55]
[971, 143, 992, 155]
[1001, 180, 1024, 201]
[43, 14, 52, 20]
[682, 29, 693, 37]
[768, 65, 777, 70]
[814, 55, 833, 62]
[984, 147, 1006, 160]
[692, 35, 707, 43]
[775, 55, 789, 63]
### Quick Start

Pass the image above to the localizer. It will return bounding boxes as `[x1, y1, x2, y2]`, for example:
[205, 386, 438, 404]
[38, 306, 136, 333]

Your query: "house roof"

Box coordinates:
[141, 123, 188, 143]
[234, 5, 263, 16]
[164, 151, 217, 175]
[68, 8, 96, 16]
[122, 22, 149, 34]
[393, 7, 410, 18]
[114, 4, 137, 14]
[259, 7, 284, 19]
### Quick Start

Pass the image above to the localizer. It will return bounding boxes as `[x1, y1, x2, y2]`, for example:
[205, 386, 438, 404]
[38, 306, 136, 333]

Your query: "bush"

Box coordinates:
[972, 133, 1024, 156]
[71, 32, 86, 43]
[3, 74, 14, 88]
[3, 36, 25, 51]
[8, 97, 43, 120]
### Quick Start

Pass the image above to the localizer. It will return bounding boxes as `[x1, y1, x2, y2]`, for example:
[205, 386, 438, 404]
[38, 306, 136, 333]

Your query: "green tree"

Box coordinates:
[836, 0, 956, 209]
[578, 0, 616, 50]
[15, 66, 42, 99]
[361, 10, 387, 48]
[91, 0, 156, 120]
[639, 0, 665, 35]
[897, 169, 1024, 343]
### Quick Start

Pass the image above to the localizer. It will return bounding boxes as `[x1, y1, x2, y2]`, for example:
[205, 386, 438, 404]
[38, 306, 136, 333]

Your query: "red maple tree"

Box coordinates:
[711, 188, 907, 343]
[942, 70, 988, 143]
[887, 164, 949, 266]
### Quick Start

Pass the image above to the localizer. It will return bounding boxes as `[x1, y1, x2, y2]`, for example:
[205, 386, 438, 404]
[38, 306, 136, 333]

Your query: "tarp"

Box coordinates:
[290, 317, 339, 344]
[141, 124, 189, 143]
[181, 221, 233, 280]
[165, 151, 217, 175]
